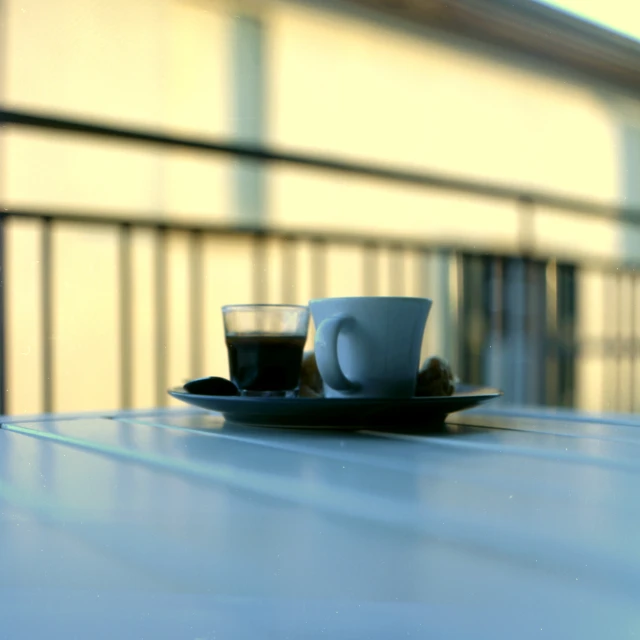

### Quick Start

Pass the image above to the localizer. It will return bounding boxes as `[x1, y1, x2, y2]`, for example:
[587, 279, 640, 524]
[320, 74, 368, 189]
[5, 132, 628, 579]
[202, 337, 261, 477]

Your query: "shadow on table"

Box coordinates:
[221, 418, 479, 438]
[130, 410, 482, 440]
[363, 420, 479, 437]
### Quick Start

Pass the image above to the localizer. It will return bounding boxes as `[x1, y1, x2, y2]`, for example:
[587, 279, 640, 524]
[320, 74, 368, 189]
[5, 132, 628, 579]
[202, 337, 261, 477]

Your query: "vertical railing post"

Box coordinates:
[0, 213, 5, 415]
[526, 259, 546, 405]
[232, 15, 266, 226]
[517, 196, 537, 403]
[486, 256, 504, 394]
[389, 245, 405, 296]
[281, 236, 297, 304]
[155, 226, 168, 407]
[362, 242, 379, 297]
[599, 269, 614, 413]
[310, 238, 326, 300]
[189, 230, 204, 379]
[252, 232, 268, 303]
[119, 223, 132, 409]
[449, 250, 462, 379]
[507, 258, 527, 404]
[42, 217, 53, 413]
[631, 271, 637, 413]
[615, 269, 624, 412]
[517, 195, 536, 258]
[545, 260, 559, 407]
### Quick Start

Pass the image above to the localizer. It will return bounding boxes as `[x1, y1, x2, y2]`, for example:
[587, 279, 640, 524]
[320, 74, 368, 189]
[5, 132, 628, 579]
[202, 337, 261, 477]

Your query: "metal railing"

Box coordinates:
[0, 107, 639, 414]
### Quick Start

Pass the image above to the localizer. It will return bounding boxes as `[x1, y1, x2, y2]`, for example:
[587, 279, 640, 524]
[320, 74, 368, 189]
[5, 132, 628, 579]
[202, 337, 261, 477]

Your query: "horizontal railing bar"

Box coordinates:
[0, 208, 426, 244]
[2, 107, 640, 221]
[2, 208, 639, 273]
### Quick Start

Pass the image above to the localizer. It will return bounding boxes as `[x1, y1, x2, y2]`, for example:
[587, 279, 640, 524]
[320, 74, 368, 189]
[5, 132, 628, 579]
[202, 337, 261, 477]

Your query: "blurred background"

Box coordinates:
[1, 0, 640, 416]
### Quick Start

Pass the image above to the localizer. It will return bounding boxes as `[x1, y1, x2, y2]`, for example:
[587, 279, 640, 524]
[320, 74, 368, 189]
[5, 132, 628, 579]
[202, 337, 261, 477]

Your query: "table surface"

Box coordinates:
[1, 404, 640, 639]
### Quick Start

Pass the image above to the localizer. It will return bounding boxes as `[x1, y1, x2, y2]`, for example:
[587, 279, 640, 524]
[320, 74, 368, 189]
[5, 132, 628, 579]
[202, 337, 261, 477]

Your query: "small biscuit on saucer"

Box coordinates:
[299, 351, 324, 398]
[416, 356, 456, 397]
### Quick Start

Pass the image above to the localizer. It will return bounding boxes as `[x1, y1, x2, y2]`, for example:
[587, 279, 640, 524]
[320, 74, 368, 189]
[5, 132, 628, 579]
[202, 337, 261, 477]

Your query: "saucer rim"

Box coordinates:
[167, 385, 503, 403]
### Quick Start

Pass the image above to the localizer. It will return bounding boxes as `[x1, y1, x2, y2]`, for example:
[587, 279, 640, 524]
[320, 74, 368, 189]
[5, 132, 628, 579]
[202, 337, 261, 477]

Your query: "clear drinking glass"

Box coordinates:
[222, 304, 310, 397]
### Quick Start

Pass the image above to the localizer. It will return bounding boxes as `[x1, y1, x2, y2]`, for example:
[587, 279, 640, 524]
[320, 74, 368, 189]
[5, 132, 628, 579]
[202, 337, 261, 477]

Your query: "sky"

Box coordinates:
[536, 0, 640, 42]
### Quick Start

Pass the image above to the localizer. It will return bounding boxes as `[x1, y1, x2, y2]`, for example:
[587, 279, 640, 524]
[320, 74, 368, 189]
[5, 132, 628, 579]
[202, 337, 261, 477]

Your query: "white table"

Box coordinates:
[1, 406, 639, 639]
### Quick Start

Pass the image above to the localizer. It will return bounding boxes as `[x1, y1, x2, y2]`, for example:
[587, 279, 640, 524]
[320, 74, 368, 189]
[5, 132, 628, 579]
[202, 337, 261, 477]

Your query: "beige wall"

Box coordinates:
[267, 2, 625, 245]
[3, 0, 640, 413]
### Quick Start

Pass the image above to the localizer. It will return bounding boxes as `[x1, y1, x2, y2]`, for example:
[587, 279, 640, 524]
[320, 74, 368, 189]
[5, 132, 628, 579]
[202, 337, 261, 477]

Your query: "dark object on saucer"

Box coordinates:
[299, 351, 324, 398]
[183, 376, 239, 396]
[416, 356, 456, 397]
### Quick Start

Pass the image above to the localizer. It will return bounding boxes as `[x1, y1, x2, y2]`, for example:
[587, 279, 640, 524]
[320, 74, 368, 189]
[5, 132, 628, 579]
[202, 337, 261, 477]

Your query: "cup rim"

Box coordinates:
[309, 296, 432, 305]
[222, 303, 309, 313]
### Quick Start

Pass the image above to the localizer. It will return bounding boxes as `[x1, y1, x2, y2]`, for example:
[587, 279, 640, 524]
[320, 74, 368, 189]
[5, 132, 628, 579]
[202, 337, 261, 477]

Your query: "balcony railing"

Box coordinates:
[1, 107, 639, 415]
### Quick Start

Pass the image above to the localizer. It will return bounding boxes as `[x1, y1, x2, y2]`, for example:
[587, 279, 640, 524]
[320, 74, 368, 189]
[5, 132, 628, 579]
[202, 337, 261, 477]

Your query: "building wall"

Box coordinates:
[3, 0, 640, 413]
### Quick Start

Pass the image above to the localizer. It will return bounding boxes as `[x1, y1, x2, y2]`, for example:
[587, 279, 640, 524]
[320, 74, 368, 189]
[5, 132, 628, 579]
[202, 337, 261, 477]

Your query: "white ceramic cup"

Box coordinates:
[309, 296, 432, 399]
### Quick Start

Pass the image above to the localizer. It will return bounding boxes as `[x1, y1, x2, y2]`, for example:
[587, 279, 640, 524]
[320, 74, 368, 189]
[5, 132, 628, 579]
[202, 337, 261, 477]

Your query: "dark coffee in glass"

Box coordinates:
[222, 305, 309, 397]
[226, 334, 306, 393]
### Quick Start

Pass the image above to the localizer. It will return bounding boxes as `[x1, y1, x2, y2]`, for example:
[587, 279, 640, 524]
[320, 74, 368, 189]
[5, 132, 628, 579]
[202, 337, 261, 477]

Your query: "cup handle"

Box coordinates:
[314, 313, 360, 393]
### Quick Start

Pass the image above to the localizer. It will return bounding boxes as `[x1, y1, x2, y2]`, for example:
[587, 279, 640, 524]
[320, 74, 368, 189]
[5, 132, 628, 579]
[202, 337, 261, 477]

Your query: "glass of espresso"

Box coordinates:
[222, 304, 310, 397]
